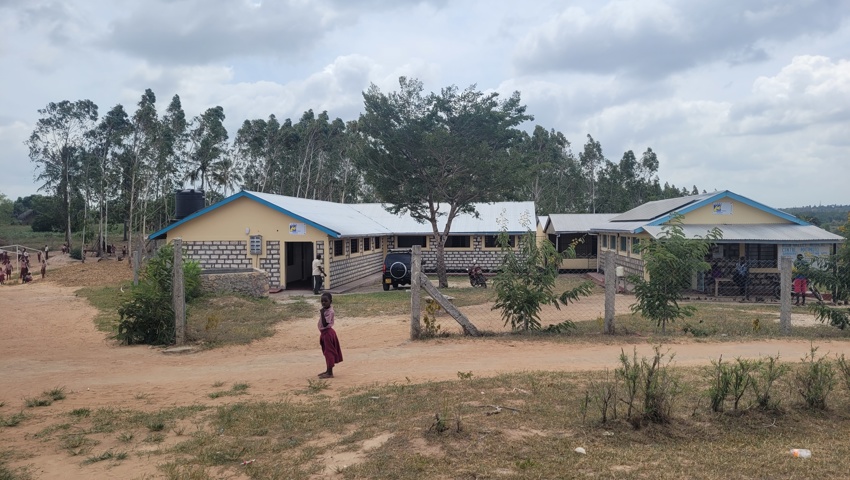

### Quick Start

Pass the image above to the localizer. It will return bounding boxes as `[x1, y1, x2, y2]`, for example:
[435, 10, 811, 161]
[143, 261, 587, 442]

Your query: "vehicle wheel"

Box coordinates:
[383, 283, 390, 291]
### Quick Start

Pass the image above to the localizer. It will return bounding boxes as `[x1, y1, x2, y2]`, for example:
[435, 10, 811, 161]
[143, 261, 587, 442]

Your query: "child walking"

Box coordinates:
[318, 292, 343, 379]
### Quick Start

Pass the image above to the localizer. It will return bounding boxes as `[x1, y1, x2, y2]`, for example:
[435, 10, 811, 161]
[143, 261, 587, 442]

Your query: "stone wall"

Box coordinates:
[259, 240, 281, 288]
[329, 238, 383, 287]
[200, 269, 269, 298]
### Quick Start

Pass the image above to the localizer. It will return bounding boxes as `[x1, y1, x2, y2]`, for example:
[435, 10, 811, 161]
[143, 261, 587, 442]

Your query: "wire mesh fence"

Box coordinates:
[413, 252, 812, 337]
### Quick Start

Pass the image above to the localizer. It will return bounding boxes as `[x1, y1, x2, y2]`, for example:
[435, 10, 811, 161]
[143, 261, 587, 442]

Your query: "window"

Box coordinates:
[444, 235, 470, 248]
[363, 237, 371, 251]
[601, 235, 608, 248]
[620, 236, 628, 252]
[609, 235, 616, 250]
[350, 238, 359, 254]
[333, 240, 344, 256]
[485, 235, 514, 248]
[374, 236, 381, 249]
[397, 235, 427, 248]
[631, 237, 640, 254]
[745, 244, 778, 268]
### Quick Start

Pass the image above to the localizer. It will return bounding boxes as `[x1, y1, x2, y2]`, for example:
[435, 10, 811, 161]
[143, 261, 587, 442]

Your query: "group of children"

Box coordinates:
[0, 247, 49, 285]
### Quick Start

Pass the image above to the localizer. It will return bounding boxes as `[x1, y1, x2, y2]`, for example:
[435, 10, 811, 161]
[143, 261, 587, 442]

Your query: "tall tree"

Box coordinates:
[185, 106, 228, 191]
[358, 77, 532, 287]
[26, 100, 99, 249]
[579, 134, 605, 213]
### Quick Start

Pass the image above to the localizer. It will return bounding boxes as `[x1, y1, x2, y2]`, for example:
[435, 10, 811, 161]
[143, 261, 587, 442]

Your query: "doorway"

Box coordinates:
[284, 242, 314, 290]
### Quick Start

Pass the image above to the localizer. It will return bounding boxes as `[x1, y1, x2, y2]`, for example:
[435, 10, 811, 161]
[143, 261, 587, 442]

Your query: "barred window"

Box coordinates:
[444, 235, 470, 248]
[333, 240, 344, 256]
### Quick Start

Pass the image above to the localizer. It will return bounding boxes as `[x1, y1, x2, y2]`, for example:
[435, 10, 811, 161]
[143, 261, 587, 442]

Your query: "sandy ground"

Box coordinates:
[2, 265, 849, 479]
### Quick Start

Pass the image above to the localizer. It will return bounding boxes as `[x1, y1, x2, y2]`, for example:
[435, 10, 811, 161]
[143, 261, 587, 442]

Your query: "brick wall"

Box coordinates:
[185, 241, 252, 270]
[328, 237, 383, 287]
[259, 240, 281, 288]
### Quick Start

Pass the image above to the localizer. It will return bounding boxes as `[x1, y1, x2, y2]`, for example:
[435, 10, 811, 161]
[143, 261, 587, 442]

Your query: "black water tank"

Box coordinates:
[174, 189, 205, 220]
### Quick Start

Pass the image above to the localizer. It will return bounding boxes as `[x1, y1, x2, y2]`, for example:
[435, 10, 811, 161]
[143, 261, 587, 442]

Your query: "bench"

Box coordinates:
[713, 277, 734, 297]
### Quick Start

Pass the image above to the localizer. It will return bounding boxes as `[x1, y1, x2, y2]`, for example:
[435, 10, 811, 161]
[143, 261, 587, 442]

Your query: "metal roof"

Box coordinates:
[590, 221, 650, 234]
[609, 191, 715, 222]
[148, 190, 537, 240]
[642, 224, 844, 243]
[545, 214, 618, 234]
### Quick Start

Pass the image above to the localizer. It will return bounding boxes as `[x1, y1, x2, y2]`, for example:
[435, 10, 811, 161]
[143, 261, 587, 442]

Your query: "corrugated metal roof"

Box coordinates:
[546, 214, 617, 233]
[590, 221, 650, 234]
[642, 224, 844, 243]
[236, 192, 536, 237]
[609, 192, 715, 222]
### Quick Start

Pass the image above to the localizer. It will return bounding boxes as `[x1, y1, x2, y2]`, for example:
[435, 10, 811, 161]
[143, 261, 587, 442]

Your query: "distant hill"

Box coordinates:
[782, 205, 850, 232]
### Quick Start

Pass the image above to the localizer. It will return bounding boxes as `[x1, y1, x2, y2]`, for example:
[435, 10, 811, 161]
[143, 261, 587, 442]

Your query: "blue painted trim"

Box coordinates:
[645, 191, 808, 226]
[147, 191, 342, 241]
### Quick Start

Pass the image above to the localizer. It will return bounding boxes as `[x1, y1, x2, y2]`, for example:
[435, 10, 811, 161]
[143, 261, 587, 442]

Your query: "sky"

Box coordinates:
[1, 0, 849, 210]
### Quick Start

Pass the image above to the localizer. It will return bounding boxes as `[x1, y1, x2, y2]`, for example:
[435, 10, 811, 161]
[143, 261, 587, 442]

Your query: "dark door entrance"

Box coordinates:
[284, 242, 314, 290]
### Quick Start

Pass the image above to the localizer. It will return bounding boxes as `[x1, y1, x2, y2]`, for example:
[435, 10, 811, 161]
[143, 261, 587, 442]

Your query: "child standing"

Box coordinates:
[317, 292, 343, 379]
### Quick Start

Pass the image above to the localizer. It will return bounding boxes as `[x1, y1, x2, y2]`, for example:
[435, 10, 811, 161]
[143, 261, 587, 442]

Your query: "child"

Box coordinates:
[317, 292, 343, 379]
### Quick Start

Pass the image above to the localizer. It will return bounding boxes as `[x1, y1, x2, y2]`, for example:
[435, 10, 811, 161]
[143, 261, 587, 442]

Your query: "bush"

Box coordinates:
[70, 246, 82, 260]
[794, 346, 835, 410]
[116, 244, 201, 345]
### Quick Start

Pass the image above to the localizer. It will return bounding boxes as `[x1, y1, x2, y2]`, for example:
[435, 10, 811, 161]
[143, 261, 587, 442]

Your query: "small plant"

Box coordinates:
[837, 354, 850, 392]
[750, 354, 789, 410]
[69, 408, 91, 418]
[707, 356, 731, 413]
[794, 346, 836, 410]
[45, 387, 66, 401]
[587, 369, 618, 423]
[212, 381, 225, 388]
[209, 383, 251, 399]
[456, 371, 474, 380]
[146, 420, 166, 432]
[306, 378, 330, 394]
[82, 450, 127, 464]
[616, 345, 680, 426]
[1, 412, 26, 427]
[24, 397, 52, 408]
[144, 432, 166, 443]
[117, 432, 134, 443]
[422, 301, 443, 338]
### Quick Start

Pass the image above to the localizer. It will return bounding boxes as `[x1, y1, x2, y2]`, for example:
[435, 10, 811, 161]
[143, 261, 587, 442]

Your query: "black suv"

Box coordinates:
[382, 249, 412, 290]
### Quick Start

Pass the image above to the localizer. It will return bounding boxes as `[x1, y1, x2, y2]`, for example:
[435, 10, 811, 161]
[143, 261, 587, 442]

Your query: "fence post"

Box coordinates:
[173, 238, 186, 345]
[410, 245, 422, 340]
[779, 256, 792, 334]
[604, 251, 616, 334]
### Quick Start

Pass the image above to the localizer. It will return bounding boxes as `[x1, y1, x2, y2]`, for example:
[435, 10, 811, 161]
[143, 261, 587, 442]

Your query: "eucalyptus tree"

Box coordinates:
[515, 126, 584, 215]
[236, 115, 286, 193]
[88, 104, 133, 254]
[152, 95, 189, 229]
[26, 99, 99, 249]
[579, 134, 605, 213]
[123, 89, 159, 252]
[185, 106, 228, 192]
[358, 77, 532, 287]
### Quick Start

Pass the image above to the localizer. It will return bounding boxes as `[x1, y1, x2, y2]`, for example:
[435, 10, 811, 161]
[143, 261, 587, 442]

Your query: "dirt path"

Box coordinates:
[2, 280, 850, 478]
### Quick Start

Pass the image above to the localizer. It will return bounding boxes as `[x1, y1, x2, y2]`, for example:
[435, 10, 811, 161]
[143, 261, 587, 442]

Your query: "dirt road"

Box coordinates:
[2, 280, 850, 478]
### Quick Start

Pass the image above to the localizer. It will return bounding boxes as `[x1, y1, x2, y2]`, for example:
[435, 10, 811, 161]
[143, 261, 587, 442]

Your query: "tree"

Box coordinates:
[630, 217, 722, 332]
[26, 100, 99, 249]
[186, 106, 228, 192]
[579, 134, 605, 213]
[358, 77, 532, 287]
[807, 214, 850, 329]
[492, 224, 594, 331]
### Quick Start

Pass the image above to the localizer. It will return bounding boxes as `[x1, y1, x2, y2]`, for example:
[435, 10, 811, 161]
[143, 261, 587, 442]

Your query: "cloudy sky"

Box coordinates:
[2, 0, 849, 209]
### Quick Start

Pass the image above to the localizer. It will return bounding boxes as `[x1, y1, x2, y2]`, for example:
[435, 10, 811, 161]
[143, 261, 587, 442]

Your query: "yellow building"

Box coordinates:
[591, 190, 843, 297]
[148, 191, 536, 292]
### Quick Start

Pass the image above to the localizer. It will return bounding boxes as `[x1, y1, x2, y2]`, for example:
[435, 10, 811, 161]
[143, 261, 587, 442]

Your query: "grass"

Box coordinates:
[15, 355, 850, 479]
[76, 285, 130, 333]
[208, 383, 250, 399]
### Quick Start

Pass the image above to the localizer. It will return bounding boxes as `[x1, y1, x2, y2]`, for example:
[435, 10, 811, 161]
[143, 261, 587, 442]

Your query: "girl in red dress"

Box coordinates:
[318, 292, 343, 379]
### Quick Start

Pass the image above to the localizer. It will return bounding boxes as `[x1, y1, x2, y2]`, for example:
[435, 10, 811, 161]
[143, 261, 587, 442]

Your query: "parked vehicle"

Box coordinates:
[382, 249, 412, 291]
[468, 264, 487, 288]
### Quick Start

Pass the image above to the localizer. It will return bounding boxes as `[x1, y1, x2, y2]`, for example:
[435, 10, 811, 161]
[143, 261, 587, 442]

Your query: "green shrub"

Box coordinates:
[116, 244, 201, 345]
[794, 346, 835, 410]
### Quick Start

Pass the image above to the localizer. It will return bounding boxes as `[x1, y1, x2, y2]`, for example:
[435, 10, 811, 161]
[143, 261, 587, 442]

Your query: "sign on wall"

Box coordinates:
[289, 223, 306, 235]
[780, 244, 832, 259]
[712, 202, 733, 215]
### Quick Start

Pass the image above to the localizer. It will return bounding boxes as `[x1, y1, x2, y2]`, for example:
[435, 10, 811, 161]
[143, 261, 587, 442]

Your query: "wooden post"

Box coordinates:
[173, 238, 186, 345]
[420, 273, 480, 336]
[779, 256, 792, 334]
[604, 251, 616, 334]
[410, 245, 422, 340]
[132, 251, 140, 286]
